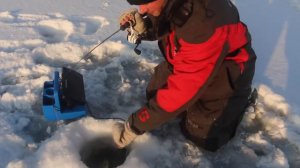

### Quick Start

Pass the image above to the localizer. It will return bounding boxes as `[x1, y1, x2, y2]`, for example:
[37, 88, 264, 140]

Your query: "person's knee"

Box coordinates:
[180, 118, 237, 152]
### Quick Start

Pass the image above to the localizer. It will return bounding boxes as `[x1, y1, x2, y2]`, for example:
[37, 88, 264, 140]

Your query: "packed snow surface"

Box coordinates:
[0, 0, 299, 167]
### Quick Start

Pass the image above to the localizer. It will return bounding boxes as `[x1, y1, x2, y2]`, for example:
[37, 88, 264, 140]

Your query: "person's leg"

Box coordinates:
[181, 57, 255, 151]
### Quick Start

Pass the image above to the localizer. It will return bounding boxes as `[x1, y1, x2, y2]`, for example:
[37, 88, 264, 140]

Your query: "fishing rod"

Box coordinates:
[64, 22, 141, 71]
[65, 29, 121, 69]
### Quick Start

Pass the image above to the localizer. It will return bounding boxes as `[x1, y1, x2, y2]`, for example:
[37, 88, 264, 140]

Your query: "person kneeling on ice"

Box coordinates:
[113, 0, 256, 152]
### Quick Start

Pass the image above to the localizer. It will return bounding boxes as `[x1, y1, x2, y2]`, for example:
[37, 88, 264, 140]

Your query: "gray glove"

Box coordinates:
[112, 121, 138, 148]
[119, 8, 146, 44]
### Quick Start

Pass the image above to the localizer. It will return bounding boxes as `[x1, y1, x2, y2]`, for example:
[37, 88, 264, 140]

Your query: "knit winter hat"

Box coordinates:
[127, 0, 156, 5]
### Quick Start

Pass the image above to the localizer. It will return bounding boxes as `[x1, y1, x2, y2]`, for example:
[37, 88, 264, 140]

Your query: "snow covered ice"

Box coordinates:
[0, 0, 300, 167]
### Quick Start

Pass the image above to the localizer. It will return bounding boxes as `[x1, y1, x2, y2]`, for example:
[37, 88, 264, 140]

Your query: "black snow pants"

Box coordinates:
[146, 45, 256, 152]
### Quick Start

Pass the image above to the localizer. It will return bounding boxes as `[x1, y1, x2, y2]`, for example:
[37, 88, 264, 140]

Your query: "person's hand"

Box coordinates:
[112, 121, 138, 148]
[119, 8, 146, 44]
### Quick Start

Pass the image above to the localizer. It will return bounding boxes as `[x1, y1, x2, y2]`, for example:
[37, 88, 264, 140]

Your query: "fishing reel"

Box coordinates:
[120, 16, 145, 55]
[129, 35, 142, 55]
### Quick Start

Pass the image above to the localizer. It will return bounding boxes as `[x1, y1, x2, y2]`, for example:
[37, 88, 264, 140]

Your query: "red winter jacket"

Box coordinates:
[128, 0, 255, 134]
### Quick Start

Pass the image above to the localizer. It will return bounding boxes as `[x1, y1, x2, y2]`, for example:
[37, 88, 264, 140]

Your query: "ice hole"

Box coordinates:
[80, 136, 129, 168]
